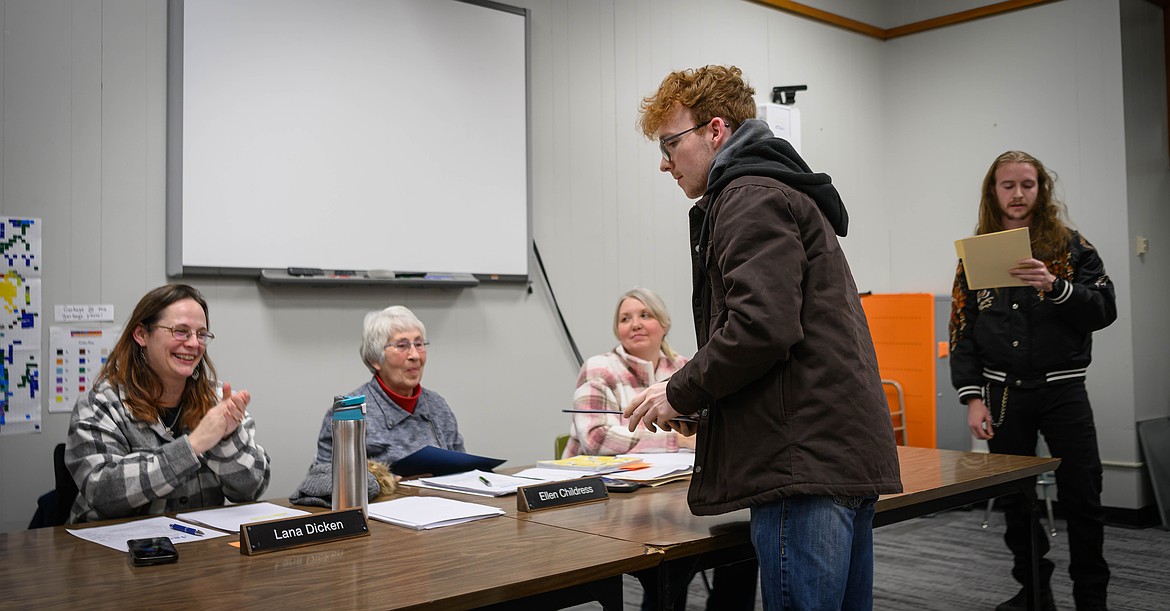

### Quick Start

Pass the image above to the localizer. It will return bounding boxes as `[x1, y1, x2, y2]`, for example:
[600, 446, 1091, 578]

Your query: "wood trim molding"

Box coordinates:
[747, 0, 885, 39]
[752, 0, 1168, 160]
[750, 0, 1061, 41]
[884, 0, 1058, 40]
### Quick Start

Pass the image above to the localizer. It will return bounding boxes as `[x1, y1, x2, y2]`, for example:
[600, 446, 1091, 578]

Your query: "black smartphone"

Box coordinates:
[602, 478, 642, 493]
[127, 537, 178, 566]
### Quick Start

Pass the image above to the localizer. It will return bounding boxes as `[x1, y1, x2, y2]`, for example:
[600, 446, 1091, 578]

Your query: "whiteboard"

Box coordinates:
[166, 0, 529, 279]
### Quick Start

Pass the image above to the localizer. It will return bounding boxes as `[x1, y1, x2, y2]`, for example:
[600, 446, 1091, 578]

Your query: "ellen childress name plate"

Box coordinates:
[517, 476, 608, 512]
[240, 508, 368, 555]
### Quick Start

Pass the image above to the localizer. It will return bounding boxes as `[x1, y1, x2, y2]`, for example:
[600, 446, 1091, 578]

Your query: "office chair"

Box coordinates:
[881, 379, 907, 446]
[981, 434, 1058, 537]
[29, 443, 78, 528]
[52, 443, 79, 525]
[981, 473, 1058, 537]
[554, 434, 570, 460]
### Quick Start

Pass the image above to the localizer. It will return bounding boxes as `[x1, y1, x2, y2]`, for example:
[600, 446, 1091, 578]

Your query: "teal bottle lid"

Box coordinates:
[332, 394, 366, 420]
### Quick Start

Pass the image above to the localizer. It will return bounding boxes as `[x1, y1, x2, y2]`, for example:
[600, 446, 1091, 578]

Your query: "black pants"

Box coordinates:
[986, 380, 1109, 609]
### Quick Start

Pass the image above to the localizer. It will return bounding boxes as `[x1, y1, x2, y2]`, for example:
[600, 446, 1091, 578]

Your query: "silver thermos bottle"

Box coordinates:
[331, 394, 367, 516]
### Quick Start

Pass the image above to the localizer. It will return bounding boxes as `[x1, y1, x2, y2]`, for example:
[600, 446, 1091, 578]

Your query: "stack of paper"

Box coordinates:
[603, 465, 692, 486]
[509, 467, 596, 482]
[535, 455, 648, 474]
[410, 469, 538, 497]
[367, 496, 505, 530]
[176, 502, 309, 532]
[603, 453, 693, 486]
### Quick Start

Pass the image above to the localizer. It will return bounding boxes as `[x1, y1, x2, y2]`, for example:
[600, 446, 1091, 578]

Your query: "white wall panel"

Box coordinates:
[0, 0, 75, 533]
[1121, 0, 1170, 432]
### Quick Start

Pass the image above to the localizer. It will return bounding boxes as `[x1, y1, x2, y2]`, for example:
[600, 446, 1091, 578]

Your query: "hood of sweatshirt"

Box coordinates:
[704, 119, 849, 236]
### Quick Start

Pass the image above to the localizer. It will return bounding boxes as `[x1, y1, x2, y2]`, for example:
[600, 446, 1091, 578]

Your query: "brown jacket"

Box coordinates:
[666, 175, 902, 516]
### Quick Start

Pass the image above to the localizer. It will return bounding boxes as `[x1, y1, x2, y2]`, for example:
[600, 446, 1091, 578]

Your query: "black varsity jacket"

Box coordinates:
[948, 230, 1117, 404]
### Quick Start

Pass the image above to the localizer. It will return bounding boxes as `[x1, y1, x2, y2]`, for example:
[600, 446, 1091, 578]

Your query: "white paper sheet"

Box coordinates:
[399, 478, 496, 497]
[415, 469, 539, 496]
[67, 516, 233, 552]
[509, 467, 595, 482]
[176, 502, 309, 532]
[367, 496, 504, 530]
[604, 464, 692, 482]
[618, 452, 696, 467]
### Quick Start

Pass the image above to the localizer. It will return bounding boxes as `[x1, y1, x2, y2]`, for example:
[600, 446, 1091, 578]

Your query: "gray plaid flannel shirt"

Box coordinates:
[65, 381, 271, 523]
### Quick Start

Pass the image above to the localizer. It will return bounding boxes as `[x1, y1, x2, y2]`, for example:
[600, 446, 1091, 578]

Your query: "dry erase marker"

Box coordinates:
[169, 523, 204, 536]
[478, 476, 492, 487]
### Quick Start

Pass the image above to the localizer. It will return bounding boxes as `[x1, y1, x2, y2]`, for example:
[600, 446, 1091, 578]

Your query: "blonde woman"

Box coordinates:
[564, 287, 695, 457]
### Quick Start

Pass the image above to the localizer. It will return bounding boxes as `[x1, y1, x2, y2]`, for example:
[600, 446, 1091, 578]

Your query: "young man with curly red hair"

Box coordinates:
[625, 65, 902, 611]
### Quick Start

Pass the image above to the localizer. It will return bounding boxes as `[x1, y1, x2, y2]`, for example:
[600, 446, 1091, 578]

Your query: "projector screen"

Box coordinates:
[166, 0, 529, 280]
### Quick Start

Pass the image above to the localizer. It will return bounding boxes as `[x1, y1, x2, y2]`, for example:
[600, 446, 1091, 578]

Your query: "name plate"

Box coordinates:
[240, 508, 369, 555]
[517, 476, 608, 512]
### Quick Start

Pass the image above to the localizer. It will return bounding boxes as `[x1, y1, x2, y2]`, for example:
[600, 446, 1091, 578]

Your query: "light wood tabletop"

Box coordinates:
[392, 445, 1060, 611]
[876, 446, 1059, 525]
[0, 446, 1059, 610]
[0, 507, 657, 610]
[397, 446, 1060, 552]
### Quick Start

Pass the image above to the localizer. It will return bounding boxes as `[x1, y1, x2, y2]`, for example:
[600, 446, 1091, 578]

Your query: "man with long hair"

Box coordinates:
[951, 151, 1116, 611]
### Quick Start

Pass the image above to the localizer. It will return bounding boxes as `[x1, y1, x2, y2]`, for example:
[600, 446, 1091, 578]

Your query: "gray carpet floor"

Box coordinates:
[564, 508, 1170, 610]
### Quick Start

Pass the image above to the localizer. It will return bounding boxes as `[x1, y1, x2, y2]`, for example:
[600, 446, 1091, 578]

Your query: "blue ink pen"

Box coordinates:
[170, 523, 204, 536]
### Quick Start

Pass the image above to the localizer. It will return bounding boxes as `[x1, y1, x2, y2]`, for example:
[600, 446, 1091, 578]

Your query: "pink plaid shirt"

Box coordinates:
[563, 345, 689, 457]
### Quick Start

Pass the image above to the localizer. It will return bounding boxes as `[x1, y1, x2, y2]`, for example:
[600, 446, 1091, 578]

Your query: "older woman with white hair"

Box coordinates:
[313, 305, 464, 467]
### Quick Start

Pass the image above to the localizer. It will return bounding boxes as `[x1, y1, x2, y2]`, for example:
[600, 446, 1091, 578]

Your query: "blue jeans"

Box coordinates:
[750, 495, 877, 611]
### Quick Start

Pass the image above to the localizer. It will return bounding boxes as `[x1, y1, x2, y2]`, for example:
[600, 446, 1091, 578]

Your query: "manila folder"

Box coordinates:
[954, 227, 1031, 290]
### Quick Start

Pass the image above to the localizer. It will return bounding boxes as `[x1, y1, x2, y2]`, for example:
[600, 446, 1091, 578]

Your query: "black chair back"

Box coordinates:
[52, 443, 78, 525]
[29, 443, 78, 528]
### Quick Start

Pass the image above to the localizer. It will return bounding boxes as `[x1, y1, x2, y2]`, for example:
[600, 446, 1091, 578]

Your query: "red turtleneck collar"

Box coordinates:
[374, 375, 421, 413]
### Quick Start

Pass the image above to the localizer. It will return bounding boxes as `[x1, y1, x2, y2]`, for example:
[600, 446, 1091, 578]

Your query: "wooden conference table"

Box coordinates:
[0, 446, 1057, 610]
[437, 445, 1060, 610]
